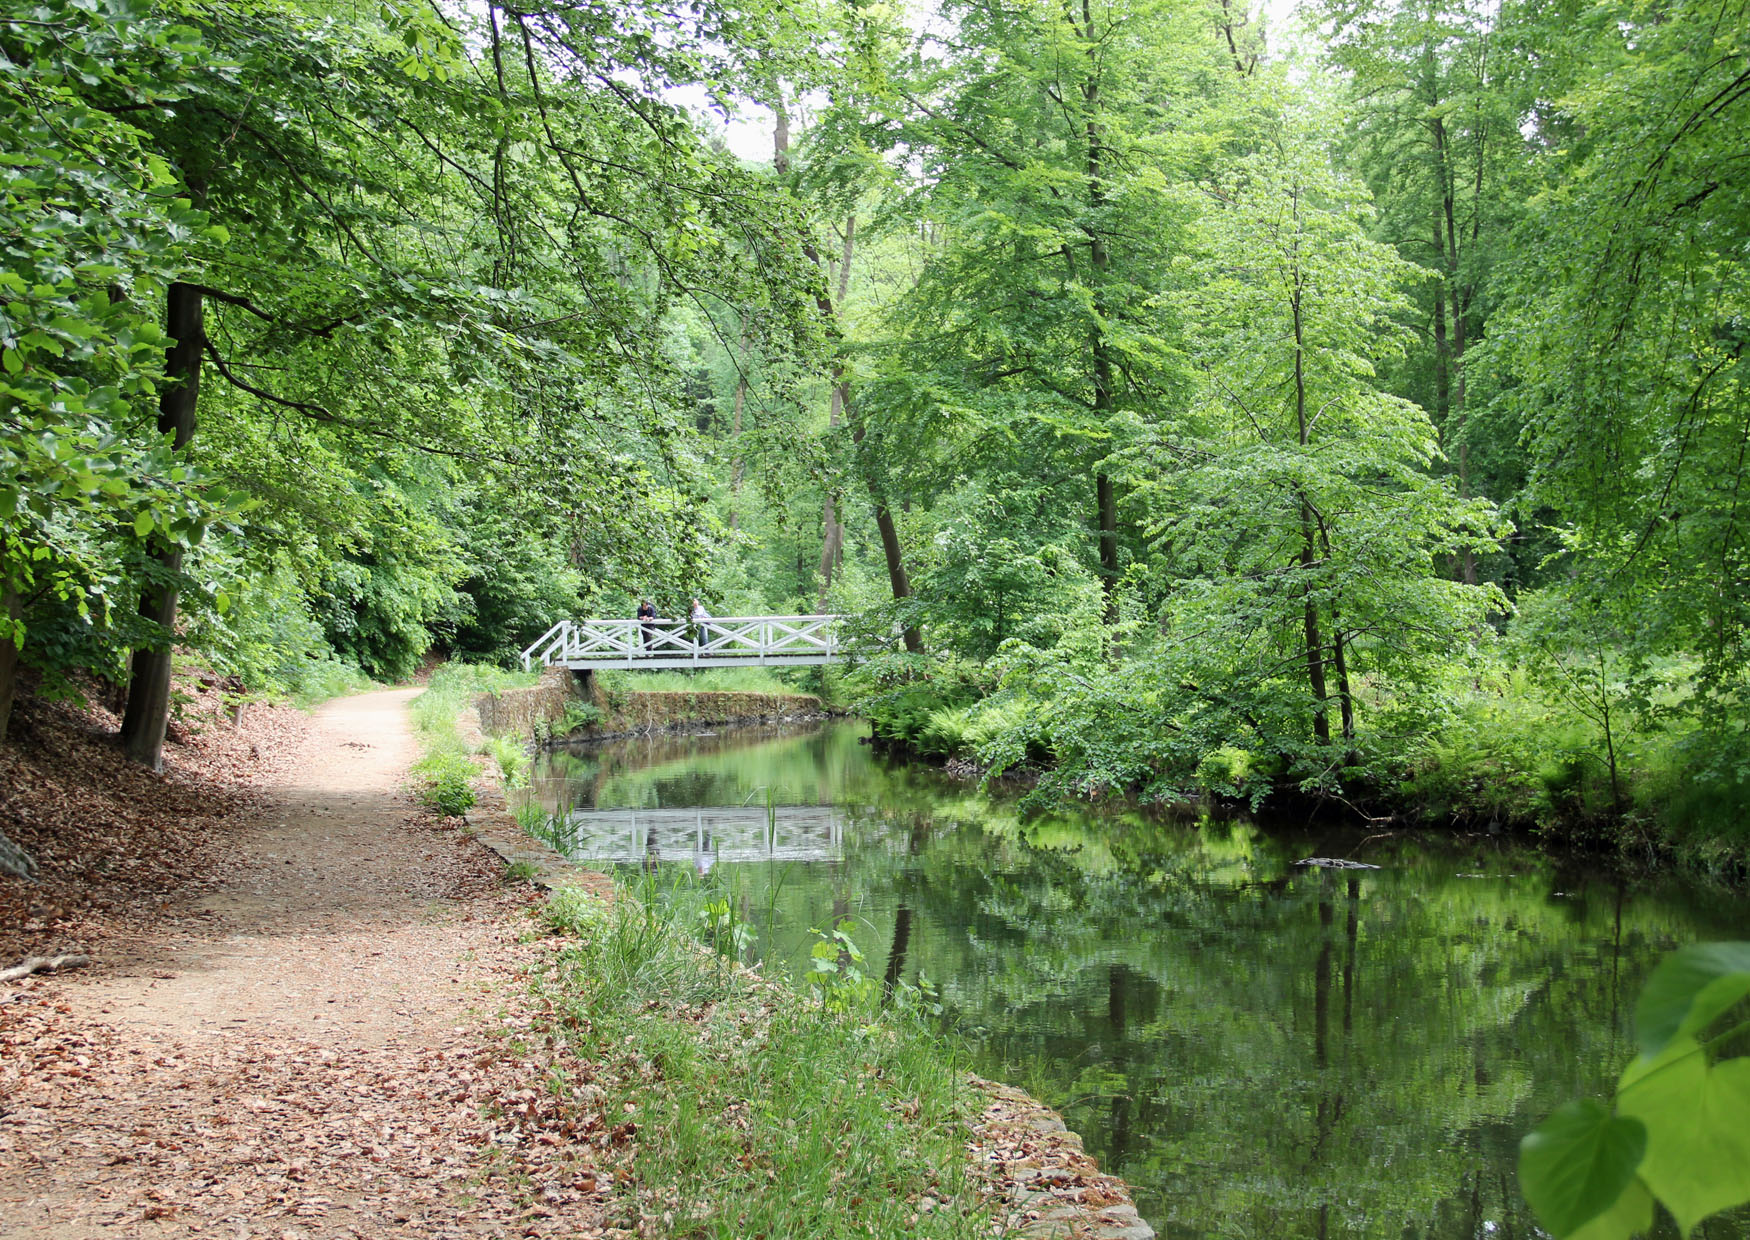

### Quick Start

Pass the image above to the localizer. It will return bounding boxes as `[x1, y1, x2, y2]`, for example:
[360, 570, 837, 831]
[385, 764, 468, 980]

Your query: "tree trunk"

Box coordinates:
[1290, 232, 1330, 745]
[1317, 526, 1357, 748]
[120, 280, 203, 771]
[1330, 623, 1355, 746]
[0, 582, 20, 740]
[772, 90, 915, 647]
[1299, 510, 1331, 746]
[1082, 8, 1120, 626]
[871, 489, 921, 653]
[816, 216, 856, 610]
[1431, 219, 1451, 430]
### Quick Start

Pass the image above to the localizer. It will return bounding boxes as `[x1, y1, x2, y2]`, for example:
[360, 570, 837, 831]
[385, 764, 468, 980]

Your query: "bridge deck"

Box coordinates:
[522, 616, 848, 672]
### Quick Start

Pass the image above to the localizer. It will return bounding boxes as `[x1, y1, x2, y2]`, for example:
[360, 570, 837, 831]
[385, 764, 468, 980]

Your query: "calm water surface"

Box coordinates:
[531, 721, 1750, 1240]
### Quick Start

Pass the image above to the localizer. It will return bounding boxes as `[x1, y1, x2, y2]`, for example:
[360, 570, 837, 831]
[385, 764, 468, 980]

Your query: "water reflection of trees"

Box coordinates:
[547, 723, 1748, 1240]
[892, 824, 1737, 1240]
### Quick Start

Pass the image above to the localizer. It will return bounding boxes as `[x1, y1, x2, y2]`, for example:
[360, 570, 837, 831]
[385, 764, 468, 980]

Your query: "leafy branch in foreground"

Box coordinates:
[1519, 942, 1750, 1238]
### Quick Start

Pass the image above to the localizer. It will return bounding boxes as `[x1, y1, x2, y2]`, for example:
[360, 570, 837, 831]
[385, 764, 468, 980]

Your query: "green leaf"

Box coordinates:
[215, 590, 230, 615]
[1519, 1100, 1647, 1238]
[1617, 1036, 1750, 1235]
[1569, 1178, 1654, 1240]
[133, 512, 153, 538]
[1635, 942, 1750, 1057]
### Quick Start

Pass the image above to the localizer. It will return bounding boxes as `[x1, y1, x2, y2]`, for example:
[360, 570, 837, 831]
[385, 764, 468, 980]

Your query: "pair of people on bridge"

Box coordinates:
[635, 598, 713, 651]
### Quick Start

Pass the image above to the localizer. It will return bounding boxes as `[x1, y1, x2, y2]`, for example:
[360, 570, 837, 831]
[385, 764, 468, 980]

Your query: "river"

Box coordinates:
[529, 720, 1750, 1240]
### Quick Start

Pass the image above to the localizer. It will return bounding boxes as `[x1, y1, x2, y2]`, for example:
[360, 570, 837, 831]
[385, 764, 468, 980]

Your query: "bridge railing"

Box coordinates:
[521, 615, 848, 671]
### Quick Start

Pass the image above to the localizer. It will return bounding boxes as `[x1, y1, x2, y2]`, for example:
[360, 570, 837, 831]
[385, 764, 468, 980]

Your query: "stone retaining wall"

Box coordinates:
[475, 666, 822, 740]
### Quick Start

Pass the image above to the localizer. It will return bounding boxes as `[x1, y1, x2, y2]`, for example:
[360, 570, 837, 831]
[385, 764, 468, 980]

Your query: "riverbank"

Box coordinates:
[855, 659, 1749, 882]
[449, 688, 1161, 1240]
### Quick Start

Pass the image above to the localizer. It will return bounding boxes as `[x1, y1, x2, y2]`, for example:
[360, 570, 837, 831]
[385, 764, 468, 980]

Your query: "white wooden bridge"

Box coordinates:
[521, 615, 848, 672]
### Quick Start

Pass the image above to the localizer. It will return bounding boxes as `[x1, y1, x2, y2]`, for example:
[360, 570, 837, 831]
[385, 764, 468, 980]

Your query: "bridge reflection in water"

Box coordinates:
[543, 805, 846, 869]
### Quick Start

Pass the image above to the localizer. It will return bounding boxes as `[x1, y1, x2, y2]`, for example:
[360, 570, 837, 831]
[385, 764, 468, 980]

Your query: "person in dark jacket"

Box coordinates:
[636, 598, 656, 651]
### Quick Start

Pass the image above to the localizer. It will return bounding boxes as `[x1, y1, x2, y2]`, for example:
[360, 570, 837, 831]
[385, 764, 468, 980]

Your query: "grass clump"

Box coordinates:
[410, 662, 537, 816]
[484, 734, 530, 788]
[533, 884, 985, 1240]
[418, 752, 477, 816]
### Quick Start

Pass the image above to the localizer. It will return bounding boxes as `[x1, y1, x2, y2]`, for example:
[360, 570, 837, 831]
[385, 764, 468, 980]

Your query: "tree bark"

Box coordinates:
[119, 280, 203, 771]
[816, 215, 856, 610]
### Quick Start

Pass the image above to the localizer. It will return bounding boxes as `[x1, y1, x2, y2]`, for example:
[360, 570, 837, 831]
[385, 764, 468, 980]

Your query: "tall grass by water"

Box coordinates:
[531, 880, 985, 1239]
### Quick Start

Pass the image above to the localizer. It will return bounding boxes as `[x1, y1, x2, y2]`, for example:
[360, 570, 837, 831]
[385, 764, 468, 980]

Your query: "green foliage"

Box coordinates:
[1480, 0, 1750, 705]
[558, 701, 601, 735]
[849, 653, 995, 756]
[1194, 746, 1254, 800]
[806, 919, 876, 1012]
[416, 751, 476, 817]
[1519, 943, 1750, 1238]
[596, 666, 804, 696]
[410, 662, 532, 813]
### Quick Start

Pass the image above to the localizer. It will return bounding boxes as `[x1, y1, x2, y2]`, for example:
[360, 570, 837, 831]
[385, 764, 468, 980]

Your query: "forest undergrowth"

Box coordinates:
[853, 650, 1750, 879]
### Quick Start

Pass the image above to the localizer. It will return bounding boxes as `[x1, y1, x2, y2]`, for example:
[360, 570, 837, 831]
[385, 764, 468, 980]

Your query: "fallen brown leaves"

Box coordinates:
[0, 933, 626, 1238]
[968, 1080, 1154, 1239]
[0, 675, 308, 967]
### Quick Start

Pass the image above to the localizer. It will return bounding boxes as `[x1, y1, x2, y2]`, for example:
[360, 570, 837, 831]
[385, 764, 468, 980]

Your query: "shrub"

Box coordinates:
[419, 751, 477, 816]
[560, 700, 602, 734]
[1195, 746, 1253, 799]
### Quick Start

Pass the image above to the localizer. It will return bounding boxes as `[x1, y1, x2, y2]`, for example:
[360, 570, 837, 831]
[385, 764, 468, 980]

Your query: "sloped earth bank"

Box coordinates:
[2, 687, 1154, 1240]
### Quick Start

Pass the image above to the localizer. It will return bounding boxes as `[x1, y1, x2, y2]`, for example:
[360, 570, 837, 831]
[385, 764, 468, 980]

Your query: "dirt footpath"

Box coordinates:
[0, 689, 612, 1239]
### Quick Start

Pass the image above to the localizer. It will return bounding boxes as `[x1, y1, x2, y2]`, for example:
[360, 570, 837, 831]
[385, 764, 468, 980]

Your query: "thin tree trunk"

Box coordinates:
[1317, 526, 1356, 748]
[772, 88, 914, 646]
[1431, 219, 1451, 430]
[1427, 76, 1479, 587]
[816, 215, 856, 610]
[864, 449, 921, 653]
[1083, 0, 1120, 626]
[0, 582, 20, 739]
[1290, 215, 1331, 746]
[1299, 511, 1331, 747]
[1331, 624, 1355, 745]
[120, 280, 203, 770]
